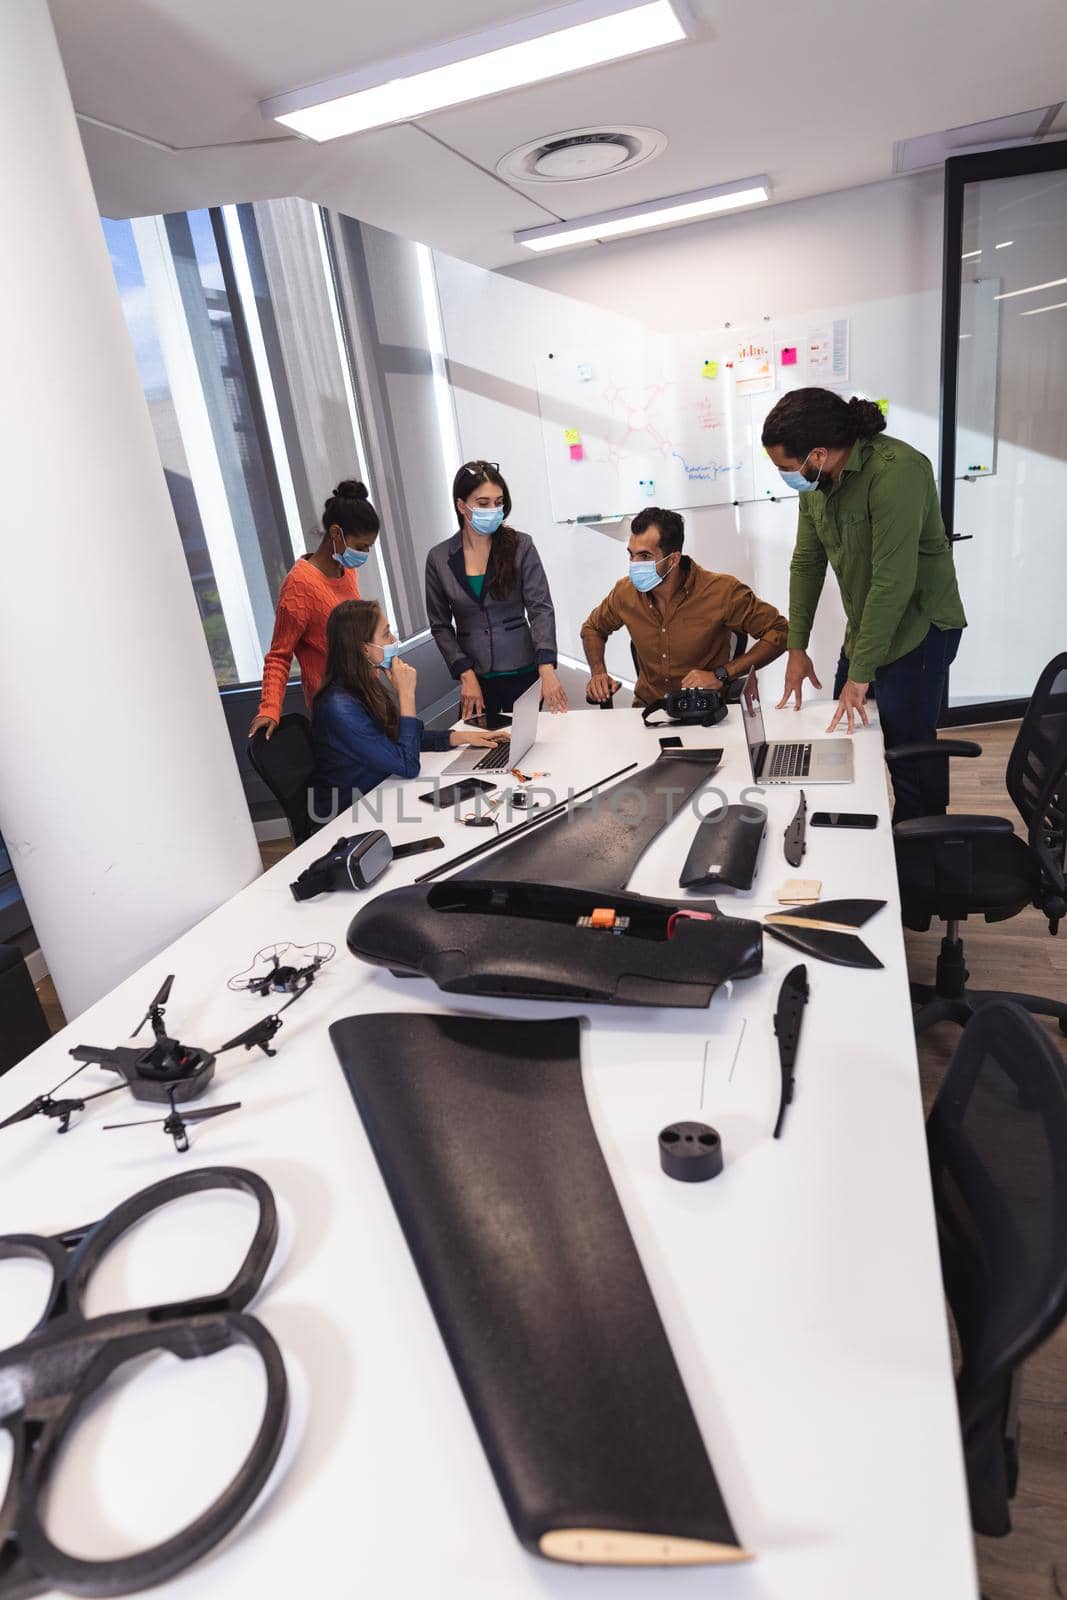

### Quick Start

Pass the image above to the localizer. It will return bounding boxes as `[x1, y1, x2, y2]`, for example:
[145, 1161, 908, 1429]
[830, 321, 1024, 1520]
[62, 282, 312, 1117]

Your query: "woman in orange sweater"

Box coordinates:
[249, 479, 380, 739]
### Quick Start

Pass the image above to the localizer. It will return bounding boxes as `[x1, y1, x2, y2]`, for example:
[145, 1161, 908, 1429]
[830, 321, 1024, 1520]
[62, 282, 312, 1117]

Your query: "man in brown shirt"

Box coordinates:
[582, 507, 789, 706]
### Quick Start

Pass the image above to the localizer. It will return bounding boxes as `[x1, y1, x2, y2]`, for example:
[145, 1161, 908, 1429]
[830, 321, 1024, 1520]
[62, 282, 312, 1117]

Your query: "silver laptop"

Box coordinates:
[442, 676, 542, 776]
[741, 669, 853, 784]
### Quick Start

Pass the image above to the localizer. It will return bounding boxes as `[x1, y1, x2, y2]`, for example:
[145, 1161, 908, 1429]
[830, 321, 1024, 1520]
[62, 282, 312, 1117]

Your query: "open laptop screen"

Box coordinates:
[740, 669, 767, 779]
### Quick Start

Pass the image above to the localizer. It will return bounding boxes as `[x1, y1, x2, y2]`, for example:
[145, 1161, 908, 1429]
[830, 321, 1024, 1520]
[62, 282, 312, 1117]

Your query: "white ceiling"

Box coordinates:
[53, 0, 1067, 269]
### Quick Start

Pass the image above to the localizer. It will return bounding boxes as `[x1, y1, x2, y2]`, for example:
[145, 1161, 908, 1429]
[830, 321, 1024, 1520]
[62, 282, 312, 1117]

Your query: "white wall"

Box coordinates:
[433, 253, 645, 685]
[436, 173, 948, 701]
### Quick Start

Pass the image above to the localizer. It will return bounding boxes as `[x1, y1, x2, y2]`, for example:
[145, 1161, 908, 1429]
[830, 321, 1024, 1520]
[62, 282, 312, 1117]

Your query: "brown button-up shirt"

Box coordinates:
[581, 557, 788, 706]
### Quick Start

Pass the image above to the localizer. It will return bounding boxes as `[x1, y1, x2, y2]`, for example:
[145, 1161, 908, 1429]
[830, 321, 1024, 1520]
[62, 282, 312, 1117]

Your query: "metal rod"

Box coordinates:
[414, 761, 640, 884]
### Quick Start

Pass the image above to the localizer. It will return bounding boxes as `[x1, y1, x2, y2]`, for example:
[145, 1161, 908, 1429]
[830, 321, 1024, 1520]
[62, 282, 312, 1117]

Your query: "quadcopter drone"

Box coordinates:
[0, 943, 334, 1152]
[227, 941, 335, 1000]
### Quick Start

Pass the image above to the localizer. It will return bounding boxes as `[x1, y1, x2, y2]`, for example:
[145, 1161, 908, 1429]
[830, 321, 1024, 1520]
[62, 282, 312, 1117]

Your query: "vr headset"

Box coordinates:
[641, 686, 727, 729]
[290, 831, 418, 901]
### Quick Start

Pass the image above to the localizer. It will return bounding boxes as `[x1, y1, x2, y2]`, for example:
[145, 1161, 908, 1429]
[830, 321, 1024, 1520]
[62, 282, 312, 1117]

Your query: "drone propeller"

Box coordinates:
[103, 1101, 242, 1132]
[0, 1060, 90, 1130]
[216, 1014, 285, 1057]
[132, 974, 175, 1036]
[1, 1074, 128, 1135]
[103, 1098, 242, 1153]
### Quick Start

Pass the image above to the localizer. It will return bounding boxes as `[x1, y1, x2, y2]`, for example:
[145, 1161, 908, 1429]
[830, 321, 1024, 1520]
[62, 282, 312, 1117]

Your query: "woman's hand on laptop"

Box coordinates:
[449, 727, 511, 749]
[777, 649, 822, 710]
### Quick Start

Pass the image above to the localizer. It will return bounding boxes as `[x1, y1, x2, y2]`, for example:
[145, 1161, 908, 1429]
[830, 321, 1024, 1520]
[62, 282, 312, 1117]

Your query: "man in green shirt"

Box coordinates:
[762, 389, 966, 821]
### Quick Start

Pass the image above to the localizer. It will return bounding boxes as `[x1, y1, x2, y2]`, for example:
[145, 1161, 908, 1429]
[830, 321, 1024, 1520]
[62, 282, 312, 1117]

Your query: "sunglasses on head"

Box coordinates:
[459, 460, 500, 475]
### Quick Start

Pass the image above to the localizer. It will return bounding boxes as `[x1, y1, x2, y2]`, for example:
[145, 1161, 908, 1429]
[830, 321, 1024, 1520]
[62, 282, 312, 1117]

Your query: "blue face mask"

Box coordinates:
[375, 643, 398, 671]
[778, 450, 821, 493]
[468, 506, 504, 536]
[629, 554, 673, 593]
[334, 542, 369, 569]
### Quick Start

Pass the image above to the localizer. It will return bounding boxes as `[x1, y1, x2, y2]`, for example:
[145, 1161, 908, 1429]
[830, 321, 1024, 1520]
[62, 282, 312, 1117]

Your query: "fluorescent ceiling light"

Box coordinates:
[1020, 299, 1067, 316]
[994, 276, 1067, 300]
[515, 176, 771, 251]
[961, 249, 982, 259]
[260, 0, 691, 141]
[995, 240, 1013, 249]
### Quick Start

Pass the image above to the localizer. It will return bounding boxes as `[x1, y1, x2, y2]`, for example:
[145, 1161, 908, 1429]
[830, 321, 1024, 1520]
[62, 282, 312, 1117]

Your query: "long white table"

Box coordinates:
[0, 700, 978, 1599]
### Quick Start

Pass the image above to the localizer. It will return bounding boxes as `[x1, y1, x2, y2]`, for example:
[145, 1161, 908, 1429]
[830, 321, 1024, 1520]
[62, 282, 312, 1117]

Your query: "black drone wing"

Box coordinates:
[763, 899, 886, 969]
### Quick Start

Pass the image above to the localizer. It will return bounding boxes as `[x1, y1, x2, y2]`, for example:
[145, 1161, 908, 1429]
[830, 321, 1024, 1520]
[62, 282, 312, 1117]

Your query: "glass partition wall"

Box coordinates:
[939, 141, 1067, 720]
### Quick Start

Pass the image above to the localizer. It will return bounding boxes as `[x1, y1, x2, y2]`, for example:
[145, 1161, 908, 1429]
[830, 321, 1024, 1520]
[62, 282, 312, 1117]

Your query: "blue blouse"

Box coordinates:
[313, 685, 452, 813]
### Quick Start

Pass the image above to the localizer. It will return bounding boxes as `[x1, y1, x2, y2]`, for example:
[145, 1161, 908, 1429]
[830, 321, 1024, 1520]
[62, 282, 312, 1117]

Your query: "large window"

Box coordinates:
[104, 200, 459, 687]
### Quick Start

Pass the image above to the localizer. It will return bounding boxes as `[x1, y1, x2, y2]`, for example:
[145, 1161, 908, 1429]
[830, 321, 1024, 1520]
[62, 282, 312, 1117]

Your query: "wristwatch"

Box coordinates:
[713, 665, 731, 687]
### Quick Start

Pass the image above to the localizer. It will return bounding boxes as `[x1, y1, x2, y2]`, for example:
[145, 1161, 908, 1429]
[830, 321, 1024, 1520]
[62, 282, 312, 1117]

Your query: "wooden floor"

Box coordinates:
[33, 722, 1067, 1596]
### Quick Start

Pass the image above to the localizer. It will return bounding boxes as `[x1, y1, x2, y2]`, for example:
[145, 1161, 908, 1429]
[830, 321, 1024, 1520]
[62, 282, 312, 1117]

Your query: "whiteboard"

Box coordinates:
[536, 319, 852, 523]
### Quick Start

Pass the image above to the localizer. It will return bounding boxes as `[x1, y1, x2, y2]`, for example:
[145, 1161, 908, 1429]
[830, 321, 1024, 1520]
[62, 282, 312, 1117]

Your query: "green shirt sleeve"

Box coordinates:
[848, 463, 926, 682]
[786, 498, 828, 651]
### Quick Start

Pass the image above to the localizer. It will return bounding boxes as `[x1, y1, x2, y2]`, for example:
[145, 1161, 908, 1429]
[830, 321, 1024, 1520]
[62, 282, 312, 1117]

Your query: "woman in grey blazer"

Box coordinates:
[425, 460, 568, 720]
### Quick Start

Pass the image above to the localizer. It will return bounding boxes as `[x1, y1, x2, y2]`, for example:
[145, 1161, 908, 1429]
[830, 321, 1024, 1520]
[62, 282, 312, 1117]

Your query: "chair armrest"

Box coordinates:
[884, 739, 983, 765]
[894, 813, 1016, 842]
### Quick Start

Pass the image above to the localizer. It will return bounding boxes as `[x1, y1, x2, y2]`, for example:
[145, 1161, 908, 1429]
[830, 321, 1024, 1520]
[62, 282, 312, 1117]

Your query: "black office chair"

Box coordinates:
[890, 653, 1067, 1036]
[0, 944, 51, 1075]
[927, 999, 1067, 1537]
[246, 714, 319, 845]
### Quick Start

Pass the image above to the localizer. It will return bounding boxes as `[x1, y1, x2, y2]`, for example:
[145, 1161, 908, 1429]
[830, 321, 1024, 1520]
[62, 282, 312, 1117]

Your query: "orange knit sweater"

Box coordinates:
[257, 557, 361, 722]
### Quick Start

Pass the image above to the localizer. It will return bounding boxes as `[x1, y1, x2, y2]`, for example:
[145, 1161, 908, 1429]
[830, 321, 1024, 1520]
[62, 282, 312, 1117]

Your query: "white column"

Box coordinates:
[0, 0, 263, 1018]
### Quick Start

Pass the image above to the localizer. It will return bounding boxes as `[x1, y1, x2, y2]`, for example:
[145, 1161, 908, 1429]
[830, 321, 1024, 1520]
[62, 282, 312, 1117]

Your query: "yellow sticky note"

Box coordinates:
[702, 359, 719, 379]
[564, 428, 581, 445]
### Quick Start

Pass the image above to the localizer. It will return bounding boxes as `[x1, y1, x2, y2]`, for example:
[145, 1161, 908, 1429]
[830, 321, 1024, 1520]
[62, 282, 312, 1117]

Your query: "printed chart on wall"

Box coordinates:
[536, 317, 853, 523]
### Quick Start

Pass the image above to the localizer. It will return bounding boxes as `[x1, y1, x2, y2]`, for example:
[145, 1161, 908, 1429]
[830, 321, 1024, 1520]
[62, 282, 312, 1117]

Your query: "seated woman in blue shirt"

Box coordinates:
[313, 599, 507, 812]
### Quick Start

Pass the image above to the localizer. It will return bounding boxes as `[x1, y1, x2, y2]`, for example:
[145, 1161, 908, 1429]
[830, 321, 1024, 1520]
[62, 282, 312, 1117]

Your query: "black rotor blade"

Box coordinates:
[180, 1101, 242, 1123]
[0, 1061, 91, 1129]
[133, 974, 175, 1035]
[103, 1101, 241, 1132]
[217, 1016, 282, 1053]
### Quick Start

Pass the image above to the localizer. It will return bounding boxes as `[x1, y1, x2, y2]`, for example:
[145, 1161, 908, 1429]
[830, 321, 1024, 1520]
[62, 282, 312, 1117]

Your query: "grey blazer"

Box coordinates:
[425, 528, 558, 680]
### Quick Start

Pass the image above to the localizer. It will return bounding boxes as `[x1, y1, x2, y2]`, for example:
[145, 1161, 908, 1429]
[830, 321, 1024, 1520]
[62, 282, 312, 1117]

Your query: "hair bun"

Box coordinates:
[333, 479, 369, 501]
[846, 396, 887, 439]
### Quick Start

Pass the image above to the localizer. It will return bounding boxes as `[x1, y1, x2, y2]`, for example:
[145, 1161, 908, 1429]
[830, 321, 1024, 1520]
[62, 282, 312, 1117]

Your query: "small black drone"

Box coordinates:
[227, 941, 335, 1000]
[1, 944, 333, 1153]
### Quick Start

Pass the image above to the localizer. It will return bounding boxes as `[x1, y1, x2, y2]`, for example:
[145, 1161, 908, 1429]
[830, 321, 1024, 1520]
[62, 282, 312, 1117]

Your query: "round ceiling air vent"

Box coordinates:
[496, 125, 667, 185]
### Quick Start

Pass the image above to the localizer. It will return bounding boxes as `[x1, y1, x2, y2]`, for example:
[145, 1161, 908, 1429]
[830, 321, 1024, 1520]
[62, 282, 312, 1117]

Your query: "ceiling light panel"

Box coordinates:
[260, 0, 691, 141]
[515, 177, 770, 251]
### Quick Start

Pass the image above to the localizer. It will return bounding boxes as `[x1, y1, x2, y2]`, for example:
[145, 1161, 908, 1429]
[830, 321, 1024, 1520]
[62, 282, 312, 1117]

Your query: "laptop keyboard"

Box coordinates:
[768, 742, 812, 779]
[472, 741, 513, 772]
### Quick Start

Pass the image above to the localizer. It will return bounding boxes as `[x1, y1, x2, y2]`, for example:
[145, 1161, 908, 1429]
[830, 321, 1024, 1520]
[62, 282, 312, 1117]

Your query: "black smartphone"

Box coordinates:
[400, 835, 445, 854]
[659, 735, 683, 749]
[810, 811, 879, 829]
[464, 712, 511, 731]
[420, 778, 496, 808]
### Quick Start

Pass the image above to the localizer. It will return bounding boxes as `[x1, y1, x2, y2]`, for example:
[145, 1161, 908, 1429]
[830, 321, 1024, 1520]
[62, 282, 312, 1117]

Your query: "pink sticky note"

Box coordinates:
[781, 346, 798, 367]
[569, 443, 584, 461]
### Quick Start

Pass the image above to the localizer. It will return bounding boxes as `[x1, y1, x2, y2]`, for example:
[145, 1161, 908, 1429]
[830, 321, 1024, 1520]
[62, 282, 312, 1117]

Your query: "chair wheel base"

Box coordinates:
[912, 982, 1067, 1038]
